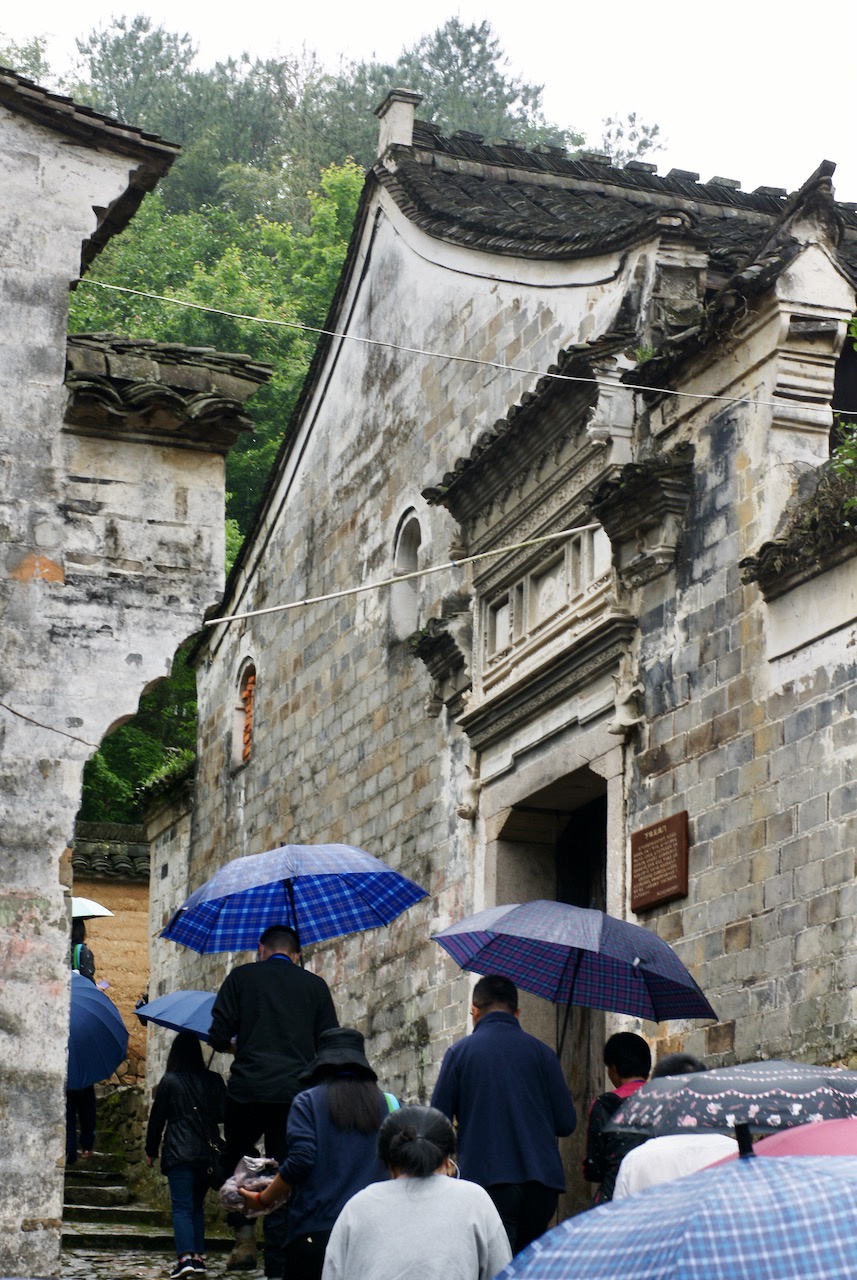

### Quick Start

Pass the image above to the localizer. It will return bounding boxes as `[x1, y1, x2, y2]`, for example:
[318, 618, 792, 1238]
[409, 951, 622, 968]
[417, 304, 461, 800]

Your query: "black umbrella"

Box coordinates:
[609, 1059, 857, 1136]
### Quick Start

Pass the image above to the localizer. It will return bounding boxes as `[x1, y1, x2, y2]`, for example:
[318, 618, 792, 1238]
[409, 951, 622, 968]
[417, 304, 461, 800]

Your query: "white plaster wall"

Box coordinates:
[0, 107, 229, 1278]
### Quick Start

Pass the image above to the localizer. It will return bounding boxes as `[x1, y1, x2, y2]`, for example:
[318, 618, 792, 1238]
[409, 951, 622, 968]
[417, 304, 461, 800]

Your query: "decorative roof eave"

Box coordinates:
[0, 65, 179, 270]
[72, 821, 150, 881]
[627, 163, 854, 399]
[589, 443, 696, 587]
[740, 463, 857, 599]
[64, 334, 271, 454]
[423, 337, 628, 513]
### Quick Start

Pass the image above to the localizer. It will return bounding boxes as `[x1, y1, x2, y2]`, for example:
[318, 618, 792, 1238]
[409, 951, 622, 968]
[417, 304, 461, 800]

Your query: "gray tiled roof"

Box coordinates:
[65, 334, 272, 450]
[379, 123, 857, 280]
[73, 823, 150, 881]
[0, 64, 179, 270]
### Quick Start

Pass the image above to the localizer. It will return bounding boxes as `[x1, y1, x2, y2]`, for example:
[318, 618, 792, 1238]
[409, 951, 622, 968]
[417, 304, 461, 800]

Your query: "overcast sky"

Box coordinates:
[5, 1, 856, 201]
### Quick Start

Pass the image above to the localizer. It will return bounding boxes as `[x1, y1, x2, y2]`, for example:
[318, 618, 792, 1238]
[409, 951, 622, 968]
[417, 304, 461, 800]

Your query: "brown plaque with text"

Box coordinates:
[630, 811, 688, 912]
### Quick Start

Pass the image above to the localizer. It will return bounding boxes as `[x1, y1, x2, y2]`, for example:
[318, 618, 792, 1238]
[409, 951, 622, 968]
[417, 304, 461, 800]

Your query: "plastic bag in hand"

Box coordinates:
[219, 1154, 279, 1216]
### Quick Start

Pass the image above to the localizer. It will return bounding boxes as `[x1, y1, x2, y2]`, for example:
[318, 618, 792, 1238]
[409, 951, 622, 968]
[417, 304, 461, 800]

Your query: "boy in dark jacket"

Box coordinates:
[583, 1031, 651, 1203]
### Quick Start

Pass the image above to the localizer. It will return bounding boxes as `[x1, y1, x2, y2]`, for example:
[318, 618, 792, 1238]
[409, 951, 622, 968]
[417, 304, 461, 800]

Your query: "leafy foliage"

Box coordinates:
[70, 160, 363, 533]
[78, 644, 199, 822]
[831, 422, 857, 524]
[600, 111, 663, 166]
[0, 30, 53, 81]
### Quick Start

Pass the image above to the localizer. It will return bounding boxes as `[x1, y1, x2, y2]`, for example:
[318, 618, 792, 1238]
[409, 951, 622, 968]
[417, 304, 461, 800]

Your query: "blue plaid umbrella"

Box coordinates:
[496, 1155, 857, 1279]
[432, 900, 716, 1024]
[136, 990, 216, 1041]
[161, 843, 428, 953]
[68, 972, 128, 1089]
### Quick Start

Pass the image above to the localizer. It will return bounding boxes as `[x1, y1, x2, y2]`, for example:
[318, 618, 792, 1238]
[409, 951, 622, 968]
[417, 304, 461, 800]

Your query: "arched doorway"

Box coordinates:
[494, 767, 609, 1215]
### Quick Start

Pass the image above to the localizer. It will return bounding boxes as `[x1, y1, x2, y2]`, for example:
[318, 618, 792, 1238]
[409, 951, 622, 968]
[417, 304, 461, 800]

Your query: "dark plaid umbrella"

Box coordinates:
[161, 843, 428, 953]
[136, 990, 216, 1041]
[432, 900, 717, 1024]
[68, 971, 128, 1089]
[610, 1059, 857, 1136]
[495, 1155, 857, 1280]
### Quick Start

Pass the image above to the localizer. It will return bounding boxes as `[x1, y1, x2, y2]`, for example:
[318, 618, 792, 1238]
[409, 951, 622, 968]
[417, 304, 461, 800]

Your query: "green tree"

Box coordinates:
[0, 31, 53, 82]
[298, 19, 585, 176]
[71, 160, 363, 534]
[70, 15, 197, 129]
[78, 643, 198, 823]
[600, 111, 663, 166]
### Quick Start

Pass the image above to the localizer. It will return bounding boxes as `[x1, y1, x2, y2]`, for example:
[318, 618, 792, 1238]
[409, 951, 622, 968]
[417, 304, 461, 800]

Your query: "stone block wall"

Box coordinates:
[629, 394, 857, 1067]
[185, 205, 645, 1097]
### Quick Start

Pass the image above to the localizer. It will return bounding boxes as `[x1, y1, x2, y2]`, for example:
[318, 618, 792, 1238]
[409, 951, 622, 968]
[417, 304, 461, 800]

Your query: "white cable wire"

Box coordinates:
[205, 525, 600, 626]
[77, 280, 857, 419]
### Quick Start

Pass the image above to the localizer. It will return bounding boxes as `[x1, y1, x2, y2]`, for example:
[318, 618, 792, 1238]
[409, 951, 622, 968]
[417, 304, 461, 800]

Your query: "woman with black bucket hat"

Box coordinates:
[240, 1026, 397, 1280]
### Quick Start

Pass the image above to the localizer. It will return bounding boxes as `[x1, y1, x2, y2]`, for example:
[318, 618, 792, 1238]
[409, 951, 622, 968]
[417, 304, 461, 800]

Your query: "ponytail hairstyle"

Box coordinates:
[377, 1105, 455, 1178]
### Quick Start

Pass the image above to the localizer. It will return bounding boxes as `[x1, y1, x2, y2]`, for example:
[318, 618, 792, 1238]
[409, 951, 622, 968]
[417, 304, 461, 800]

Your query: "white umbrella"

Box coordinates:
[71, 896, 114, 920]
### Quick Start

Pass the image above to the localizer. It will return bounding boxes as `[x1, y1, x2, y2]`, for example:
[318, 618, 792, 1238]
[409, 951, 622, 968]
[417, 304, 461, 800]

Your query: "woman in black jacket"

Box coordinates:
[146, 1032, 227, 1279]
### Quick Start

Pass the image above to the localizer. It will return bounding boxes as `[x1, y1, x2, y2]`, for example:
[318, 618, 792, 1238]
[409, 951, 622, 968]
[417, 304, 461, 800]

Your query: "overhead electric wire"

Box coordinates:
[77, 279, 857, 419]
[205, 525, 601, 625]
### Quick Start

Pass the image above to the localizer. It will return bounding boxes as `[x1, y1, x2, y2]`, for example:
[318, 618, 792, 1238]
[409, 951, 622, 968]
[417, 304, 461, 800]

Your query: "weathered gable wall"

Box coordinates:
[623, 247, 857, 1067]
[0, 100, 256, 1275]
[186, 184, 655, 1096]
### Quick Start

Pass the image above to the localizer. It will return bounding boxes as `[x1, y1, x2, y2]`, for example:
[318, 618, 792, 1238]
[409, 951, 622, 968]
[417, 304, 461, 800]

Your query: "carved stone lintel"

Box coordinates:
[590, 443, 694, 588]
[459, 613, 636, 751]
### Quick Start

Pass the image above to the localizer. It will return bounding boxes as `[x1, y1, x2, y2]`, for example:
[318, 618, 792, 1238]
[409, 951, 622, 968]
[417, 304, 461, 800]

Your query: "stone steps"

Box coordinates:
[62, 1154, 230, 1254]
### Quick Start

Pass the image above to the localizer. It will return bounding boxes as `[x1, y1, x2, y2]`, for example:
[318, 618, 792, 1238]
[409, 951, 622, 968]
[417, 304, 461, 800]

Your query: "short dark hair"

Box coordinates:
[651, 1052, 707, 1078]
[378, 1105, 455, 1177]
[259, 925, 300, 954]
[472, 974, 518, 1012]
[166, 1030, 205, 1074]
[71, 920, 86, 945]
[604, 1031, 651, 1080]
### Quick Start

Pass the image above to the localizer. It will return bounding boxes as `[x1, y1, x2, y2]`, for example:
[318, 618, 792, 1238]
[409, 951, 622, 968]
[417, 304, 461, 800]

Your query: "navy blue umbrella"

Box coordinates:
[161, 843, 428, 954]
[136, 990, 216, 1041]
[496, 1155, 857, 1280]
[432, 900, 717, 1025]
[68, 971, 128, 1089]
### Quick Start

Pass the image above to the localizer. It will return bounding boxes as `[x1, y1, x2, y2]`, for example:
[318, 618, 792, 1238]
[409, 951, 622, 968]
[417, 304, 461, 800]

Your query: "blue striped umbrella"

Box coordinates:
[496, 1155, 857, 1279]
[161, 843, 428, 953]
[432, 900, 716, 1023]
[136, 990, 216, 1041]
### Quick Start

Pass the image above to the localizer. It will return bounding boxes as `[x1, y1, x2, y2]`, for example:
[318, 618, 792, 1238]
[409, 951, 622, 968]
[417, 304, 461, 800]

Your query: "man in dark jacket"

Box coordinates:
[431, 974, 576, 1254]
[208, 924, 338, 1274]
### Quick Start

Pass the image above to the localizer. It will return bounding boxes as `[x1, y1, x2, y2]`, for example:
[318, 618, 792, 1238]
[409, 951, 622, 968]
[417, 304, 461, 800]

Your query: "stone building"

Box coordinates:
[0, 67, 269, 1276]
[158, 92, 857, 1215]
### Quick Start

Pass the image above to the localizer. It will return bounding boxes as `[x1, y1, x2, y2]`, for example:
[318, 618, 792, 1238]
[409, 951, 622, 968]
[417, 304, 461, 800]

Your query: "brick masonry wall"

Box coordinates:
[185, 208, 644, 1098]
[629, 401, 857, 1066]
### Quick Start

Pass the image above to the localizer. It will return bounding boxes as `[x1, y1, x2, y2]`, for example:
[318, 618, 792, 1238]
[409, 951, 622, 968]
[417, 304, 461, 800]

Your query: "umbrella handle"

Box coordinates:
[557, 951, 584, 1057]
[735, 1122, 755, 1158]
[283, 880, 305, 967]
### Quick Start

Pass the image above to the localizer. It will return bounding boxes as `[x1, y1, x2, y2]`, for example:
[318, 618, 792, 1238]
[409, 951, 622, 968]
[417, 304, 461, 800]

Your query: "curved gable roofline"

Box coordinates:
[0, 64, 179, 269]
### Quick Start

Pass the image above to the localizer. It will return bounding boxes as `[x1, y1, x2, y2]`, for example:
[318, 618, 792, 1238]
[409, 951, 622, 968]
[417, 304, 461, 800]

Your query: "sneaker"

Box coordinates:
[169, 1256, 197, 1279]
[192, 1256, 206, 1273]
